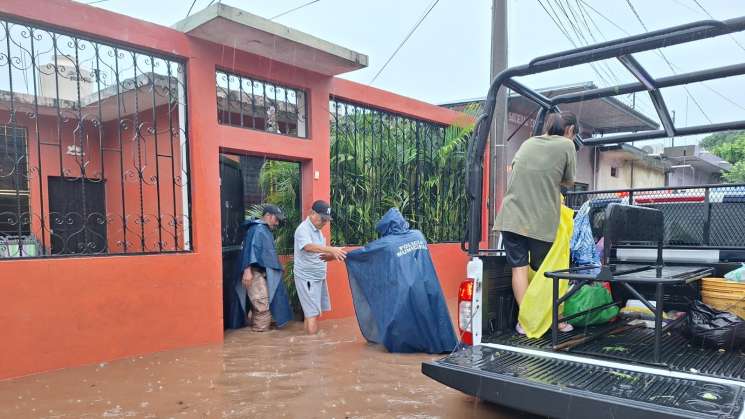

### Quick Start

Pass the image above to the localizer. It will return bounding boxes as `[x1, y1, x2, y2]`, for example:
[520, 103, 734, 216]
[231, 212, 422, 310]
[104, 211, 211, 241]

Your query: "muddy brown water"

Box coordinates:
[0, 316, 541, 418]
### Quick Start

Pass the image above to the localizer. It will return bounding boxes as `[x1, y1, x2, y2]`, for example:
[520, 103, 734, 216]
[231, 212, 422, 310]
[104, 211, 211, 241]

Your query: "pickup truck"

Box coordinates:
[422, 16, 745, 419]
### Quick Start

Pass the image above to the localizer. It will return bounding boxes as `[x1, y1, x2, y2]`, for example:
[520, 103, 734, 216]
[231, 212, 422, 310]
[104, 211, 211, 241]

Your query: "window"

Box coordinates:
[0, 126, 29, 237]
[0, 17, 191, 258]
[611, 167, 619, 178]
[216, 71, 308, 138]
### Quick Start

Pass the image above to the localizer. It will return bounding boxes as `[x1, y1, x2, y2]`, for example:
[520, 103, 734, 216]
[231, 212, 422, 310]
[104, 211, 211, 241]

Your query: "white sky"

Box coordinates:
[79, 0, 745, 145]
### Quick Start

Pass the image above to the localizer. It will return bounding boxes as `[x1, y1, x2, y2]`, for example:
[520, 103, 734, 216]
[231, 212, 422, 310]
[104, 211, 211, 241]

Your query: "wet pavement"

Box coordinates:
[0, 315, 540, 419]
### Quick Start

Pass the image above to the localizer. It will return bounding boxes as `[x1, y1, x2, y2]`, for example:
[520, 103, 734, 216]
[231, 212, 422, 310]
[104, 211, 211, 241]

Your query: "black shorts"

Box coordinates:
[501, 231, 553, 271]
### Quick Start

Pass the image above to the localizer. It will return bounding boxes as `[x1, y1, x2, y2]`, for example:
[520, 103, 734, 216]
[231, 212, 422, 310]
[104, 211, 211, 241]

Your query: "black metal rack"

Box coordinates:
[465, 16, 745, 254]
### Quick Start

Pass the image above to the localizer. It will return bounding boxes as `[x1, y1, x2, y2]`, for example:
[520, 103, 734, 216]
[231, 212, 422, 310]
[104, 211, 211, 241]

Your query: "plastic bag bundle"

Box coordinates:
[725, 264, 745, 282]
[684, 300, 745, 349]
[518, 205, 574, 338]
[570, 201, 599, 267]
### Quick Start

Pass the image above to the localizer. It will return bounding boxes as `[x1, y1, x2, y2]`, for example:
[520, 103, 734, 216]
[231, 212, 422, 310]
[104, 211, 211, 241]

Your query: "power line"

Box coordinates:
[552, 0, 619, 85]
[624, 0, 712, 123]
[270, 0, 321, 20]
[689, 0, 745, 55]
[572, 0, 657, 116]
[558, 0, 624, 84]
[578, 0, 631, 35]
[186, 0, 199, 18]
[583, 0, 745, 116]
[85, 0, 112, 4]
[370, 0, 441, 84]
[536, 0, 613, 86]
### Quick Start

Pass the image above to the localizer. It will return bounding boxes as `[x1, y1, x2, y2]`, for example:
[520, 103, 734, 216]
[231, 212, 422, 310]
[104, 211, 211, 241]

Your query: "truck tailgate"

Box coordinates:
[422, 345, 745, 419]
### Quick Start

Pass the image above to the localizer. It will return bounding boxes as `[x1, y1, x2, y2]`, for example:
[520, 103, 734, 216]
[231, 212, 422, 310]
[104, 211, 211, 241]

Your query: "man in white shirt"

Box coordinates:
[293, 200, 347, 334]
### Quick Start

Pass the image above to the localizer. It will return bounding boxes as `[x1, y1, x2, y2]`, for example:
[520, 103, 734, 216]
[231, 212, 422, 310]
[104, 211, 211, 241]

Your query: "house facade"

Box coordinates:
[0, 1, 484, 380]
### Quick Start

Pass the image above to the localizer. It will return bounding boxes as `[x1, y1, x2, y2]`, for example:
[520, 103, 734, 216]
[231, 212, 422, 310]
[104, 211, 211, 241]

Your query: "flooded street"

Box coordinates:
[0, 314, 539, 419]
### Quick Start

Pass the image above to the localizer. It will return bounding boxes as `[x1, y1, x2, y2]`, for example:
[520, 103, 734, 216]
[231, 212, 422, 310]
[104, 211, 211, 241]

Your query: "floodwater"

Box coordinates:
[0, 315, 540, 419]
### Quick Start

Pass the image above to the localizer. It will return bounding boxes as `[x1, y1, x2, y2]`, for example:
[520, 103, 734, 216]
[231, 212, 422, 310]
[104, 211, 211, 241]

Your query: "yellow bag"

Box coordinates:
[518, 204, 574, 338]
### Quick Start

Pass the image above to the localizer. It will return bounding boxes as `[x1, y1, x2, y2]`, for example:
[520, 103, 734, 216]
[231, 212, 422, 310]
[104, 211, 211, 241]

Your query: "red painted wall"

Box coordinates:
[0, 0, 486, 380]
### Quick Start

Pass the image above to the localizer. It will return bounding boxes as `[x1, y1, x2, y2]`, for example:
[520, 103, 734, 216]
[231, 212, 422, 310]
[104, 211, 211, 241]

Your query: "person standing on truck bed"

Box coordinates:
[494, 111, 578, 335]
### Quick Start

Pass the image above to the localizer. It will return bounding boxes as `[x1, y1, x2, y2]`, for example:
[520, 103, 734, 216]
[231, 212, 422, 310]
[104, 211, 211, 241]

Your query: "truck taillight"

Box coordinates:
[458, 279, 474, 345]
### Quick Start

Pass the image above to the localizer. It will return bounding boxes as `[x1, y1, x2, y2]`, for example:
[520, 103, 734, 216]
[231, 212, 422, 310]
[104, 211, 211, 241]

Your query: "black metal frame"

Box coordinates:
[329, 97, 467, 245]
[0, 15, 192, 258]
[565, 183, 745, 250]
[545, 204, 713, 364]
[216, 69, 308, 138]
[465, 16, 745, 254]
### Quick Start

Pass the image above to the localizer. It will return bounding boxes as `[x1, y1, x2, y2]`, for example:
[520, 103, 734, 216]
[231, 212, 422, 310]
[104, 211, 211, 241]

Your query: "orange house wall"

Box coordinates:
[0, 0, 486, 380]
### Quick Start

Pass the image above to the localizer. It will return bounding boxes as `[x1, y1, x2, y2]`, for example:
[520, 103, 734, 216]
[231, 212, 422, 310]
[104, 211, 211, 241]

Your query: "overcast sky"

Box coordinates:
[79, 0, 745, 144]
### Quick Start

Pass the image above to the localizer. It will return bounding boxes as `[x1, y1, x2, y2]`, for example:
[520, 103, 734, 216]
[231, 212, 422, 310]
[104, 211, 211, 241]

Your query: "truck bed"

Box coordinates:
[423, 345, 745, 419]
[484, 321, 745, 381]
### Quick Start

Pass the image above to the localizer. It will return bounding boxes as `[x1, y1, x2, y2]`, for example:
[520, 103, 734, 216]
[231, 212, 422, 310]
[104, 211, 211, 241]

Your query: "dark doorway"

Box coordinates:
[219, 152, 302, 329]
[220, 155, 246, 248]
[48, 177, 107, 255]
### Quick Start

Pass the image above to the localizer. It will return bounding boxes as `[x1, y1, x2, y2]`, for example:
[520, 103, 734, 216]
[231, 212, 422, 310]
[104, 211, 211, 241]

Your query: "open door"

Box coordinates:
[219, 152, 301, 329]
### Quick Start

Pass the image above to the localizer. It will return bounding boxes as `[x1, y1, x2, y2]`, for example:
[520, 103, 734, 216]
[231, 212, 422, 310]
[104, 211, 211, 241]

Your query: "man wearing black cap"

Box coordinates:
[235, 204, 293, 332]
[293, 200, 347, 334]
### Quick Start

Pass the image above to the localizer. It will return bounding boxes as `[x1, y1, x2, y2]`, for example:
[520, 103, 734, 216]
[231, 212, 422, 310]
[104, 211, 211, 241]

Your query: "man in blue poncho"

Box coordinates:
[234, 204, 293, 332]
[344, 208, 457, 353]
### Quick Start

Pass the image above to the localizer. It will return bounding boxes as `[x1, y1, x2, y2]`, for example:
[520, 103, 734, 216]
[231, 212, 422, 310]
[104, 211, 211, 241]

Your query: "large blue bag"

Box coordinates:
[344, 208, 458, 354]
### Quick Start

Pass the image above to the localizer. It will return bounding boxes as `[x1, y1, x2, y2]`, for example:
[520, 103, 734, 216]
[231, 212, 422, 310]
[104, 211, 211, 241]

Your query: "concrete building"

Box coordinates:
[0, 0, 480, 380]
[661, 144, 732, 186]
[442, 82, 661, 191]
[442, 82, 731, 190]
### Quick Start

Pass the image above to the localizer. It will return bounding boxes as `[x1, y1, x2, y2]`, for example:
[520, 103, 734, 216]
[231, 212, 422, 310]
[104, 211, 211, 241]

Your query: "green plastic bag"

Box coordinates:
[564, 283, 619, 326]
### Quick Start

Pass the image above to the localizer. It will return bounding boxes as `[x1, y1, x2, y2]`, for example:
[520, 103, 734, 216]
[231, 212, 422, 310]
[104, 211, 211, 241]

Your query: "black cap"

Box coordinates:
[262, 204, 286, 221]
[312, 200, 332, 220]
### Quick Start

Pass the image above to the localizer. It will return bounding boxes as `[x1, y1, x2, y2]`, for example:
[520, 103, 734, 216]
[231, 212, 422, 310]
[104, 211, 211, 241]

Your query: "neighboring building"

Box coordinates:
[442, 82, 730, 190]
[442, 82, 661, 191]
[660, 144, 731, 186]
[595, 144, 668, 190]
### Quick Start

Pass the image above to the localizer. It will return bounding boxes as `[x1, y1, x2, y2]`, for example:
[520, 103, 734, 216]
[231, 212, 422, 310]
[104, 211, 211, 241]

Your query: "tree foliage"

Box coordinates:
[701, 130, 745, 183]
[329, 100, 477, 246]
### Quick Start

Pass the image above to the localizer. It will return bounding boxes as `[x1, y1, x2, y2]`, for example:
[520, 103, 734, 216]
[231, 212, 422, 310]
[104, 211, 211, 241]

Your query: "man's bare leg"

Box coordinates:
[304, 316, 319, 335]
[512, 266, 529, 306]
[512, 265, 572, 332]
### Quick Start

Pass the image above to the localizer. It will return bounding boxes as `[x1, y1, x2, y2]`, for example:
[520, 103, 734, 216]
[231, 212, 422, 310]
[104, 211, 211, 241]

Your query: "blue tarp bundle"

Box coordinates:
[570, 201, 600, 267]
[344, 208, 458, 354]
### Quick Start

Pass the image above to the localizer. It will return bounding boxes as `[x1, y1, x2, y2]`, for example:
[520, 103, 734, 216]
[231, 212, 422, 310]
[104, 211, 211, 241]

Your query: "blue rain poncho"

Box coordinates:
[344, 208, 457, 354]
[226, 219, 293, 329]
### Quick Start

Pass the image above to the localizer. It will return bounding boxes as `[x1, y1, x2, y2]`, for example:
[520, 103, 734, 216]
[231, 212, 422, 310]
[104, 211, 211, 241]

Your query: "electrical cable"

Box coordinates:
[270, 0, 321, 21]
[624, 0, 712, 123]
[370, 0, 441, 84]
[186, 0, 199, 18]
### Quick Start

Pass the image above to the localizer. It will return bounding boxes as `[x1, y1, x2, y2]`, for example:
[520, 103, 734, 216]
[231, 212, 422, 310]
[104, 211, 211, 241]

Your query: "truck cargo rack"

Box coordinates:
[465, 16, 745, 254]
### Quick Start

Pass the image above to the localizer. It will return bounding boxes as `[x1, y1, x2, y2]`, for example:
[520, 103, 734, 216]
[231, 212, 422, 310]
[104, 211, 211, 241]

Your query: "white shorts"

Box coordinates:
[294, 276, 331, 318]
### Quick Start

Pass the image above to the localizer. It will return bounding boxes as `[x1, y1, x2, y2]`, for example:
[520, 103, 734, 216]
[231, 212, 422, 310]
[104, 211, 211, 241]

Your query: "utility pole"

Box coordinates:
[489, 0, 508, 248]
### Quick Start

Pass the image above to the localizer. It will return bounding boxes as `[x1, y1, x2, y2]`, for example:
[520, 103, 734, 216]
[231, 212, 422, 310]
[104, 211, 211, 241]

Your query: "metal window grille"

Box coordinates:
[565, 184, 745, 248]
[0, 17, 191, 258]
[216, 70, 307, 138]
[330, 97, 469, 246]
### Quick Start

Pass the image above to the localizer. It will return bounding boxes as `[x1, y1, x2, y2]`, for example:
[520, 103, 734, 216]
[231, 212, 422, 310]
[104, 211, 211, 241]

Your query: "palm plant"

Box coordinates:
[329, 100, 478, 245]
[245, 159, 302, 314]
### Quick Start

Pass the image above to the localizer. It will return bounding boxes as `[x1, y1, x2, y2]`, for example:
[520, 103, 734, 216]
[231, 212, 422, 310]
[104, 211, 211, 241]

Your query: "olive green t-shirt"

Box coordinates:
[493, 135, 576, 242]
